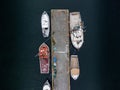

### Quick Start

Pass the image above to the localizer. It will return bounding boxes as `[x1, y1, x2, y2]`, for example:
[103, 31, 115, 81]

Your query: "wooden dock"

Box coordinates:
[51, 9, 70, 90]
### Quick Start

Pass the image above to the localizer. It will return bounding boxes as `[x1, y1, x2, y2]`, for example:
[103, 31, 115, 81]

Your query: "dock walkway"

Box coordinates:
[51, 9, 70, 90]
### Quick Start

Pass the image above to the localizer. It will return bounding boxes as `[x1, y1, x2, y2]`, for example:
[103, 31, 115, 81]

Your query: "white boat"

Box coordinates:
[41, 11, 50, 37]
[43, 80, 51, 90]
[70, 55, 80, 80]
[70, 12, 84, 49]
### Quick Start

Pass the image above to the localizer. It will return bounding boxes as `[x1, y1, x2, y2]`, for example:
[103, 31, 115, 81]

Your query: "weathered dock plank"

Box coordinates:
[51, 9, 70, 90]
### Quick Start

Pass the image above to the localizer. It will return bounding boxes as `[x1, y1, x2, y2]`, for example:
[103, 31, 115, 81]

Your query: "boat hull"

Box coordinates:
[70, 55, 80, 80]
[70, 12, 84, 49]
[43, 80, 51, 90]
[70, 29, 84, 49]
[39, 43, 50, 74]
[40, 58, 49, 74]
[41, 11, 50, 37]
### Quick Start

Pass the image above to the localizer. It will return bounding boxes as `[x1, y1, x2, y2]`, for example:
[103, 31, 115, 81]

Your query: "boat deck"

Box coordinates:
[51, 9, 70, 90]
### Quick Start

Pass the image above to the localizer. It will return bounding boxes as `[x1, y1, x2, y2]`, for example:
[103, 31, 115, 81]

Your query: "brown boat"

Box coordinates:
[38, 43, 50, 74]
[70, 55, 80, 80]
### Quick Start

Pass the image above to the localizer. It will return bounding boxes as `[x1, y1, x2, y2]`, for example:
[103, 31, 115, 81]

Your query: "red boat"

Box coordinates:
[39, 43, 50, 74]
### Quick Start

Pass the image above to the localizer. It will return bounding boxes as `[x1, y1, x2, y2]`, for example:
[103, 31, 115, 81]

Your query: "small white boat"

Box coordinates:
[43, 80, 51, 90]
[70, 55, 80, 80]
[41, 11, 50, 37]
[70, 12, 84, 49]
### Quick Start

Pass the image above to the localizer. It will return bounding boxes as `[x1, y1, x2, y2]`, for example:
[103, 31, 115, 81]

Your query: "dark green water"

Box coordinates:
[1, 0, 120, 90]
